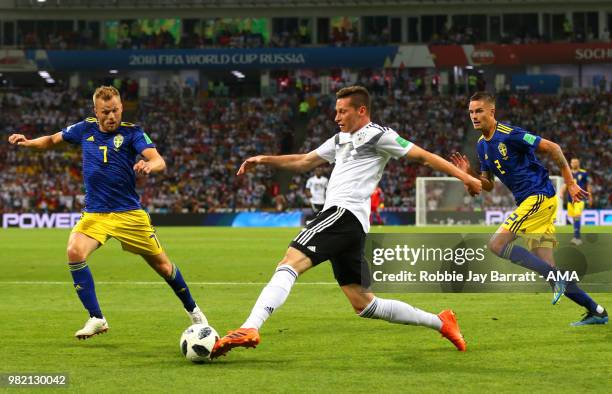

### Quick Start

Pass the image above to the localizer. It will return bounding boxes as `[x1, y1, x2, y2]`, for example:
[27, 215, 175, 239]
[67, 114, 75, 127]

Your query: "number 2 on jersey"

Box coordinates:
[99, 146, 108, 163]
[494, 159, 505, 174]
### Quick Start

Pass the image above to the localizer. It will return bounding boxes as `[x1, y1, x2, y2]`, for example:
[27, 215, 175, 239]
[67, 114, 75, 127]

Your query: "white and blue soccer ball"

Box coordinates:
[180, 324, 219, 363]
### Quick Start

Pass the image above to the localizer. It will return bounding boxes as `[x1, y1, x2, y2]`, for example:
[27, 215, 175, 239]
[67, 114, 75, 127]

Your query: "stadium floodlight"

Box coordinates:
[37, 0, 46, 3]
[231, 70, 245, 79]
[38, 71, 51, 79]
[109, 69, 118, 74]
[45, 78, 55, 84]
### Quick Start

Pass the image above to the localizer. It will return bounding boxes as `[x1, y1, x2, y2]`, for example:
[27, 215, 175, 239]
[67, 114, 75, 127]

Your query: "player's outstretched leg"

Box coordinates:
[143, 253, 208, 325]
[164, 263, 207, 325]
[530, 245, 607, 324]
[346, 286, 466, 351]
[565, 282, 608, 326]
[490, 232, 565, 304]
[499, 243, 566, 304]
[212, 263, 301, 359]
[570, 308, 608, 326]
[437, 310, 467, 351]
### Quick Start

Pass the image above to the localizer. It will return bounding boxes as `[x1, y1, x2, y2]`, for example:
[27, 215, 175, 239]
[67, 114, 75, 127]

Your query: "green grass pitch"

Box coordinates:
[1, 226, 610, 393]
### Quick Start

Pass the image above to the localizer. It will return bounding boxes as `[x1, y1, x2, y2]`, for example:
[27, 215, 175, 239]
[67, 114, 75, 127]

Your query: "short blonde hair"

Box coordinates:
[92, 86, 120, 105]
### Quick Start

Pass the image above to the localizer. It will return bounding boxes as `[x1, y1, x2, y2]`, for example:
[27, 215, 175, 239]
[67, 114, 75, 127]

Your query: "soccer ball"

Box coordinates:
[180, 324, 219, 363]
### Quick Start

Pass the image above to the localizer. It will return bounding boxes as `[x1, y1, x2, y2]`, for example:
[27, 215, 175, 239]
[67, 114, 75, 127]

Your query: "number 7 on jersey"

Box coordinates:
[99, 146, 108, 163]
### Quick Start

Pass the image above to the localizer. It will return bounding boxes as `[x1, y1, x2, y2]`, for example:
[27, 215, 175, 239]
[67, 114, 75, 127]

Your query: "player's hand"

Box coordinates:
[237, 156, 264, 175]
[465, 176, 482, 196]
[133, 160, 152, 175]
[567, 182, 589, 203]
[8, 134, 31, 146]
[450, 152, 471, 173]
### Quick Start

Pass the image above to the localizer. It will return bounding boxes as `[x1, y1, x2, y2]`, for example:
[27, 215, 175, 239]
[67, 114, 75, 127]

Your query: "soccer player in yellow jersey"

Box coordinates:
[560, 158, 593, 245]
[451, 92, 607, 326]
[8, 86, 208, 339]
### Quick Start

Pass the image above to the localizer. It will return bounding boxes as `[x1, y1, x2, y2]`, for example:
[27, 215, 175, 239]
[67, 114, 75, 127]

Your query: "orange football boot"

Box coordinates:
[210, 328, 260, 359]
[438, 310, 467, 351]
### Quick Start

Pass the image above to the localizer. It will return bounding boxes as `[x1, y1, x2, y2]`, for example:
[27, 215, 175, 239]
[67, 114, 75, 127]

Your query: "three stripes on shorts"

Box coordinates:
[294, 207, 345, 246]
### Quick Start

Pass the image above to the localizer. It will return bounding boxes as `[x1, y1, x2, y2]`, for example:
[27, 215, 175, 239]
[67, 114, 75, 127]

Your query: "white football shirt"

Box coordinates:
[315, 122, 413, 232]
[306, 175, 328, 205]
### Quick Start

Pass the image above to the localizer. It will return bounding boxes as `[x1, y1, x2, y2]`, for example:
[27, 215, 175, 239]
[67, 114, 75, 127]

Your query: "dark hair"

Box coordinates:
[470, 91, 496, 105]
[336, 85, 371, 113]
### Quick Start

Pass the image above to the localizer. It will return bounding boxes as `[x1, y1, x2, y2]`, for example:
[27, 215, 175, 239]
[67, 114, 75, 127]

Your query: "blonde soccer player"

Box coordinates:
[8, 86, 208, 339]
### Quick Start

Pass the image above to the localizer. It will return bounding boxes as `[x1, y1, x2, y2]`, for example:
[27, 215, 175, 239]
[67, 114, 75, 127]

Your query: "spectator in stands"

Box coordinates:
[1, 85, 609, 214]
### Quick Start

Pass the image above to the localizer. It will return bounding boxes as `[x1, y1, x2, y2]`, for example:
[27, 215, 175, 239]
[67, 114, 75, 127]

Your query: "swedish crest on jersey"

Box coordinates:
[498, 142, 508, 158]
[113, 134, 124, 150]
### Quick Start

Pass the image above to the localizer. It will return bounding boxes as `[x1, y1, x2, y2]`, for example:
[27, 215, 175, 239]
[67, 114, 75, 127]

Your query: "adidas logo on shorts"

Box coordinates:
[307, 246, 317, 252]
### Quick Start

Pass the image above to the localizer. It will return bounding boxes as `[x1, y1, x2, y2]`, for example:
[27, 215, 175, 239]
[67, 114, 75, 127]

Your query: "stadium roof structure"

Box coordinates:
[7, 0, 612, 6]
[1, 0, 610, 18]
[4, 0, 611, 12]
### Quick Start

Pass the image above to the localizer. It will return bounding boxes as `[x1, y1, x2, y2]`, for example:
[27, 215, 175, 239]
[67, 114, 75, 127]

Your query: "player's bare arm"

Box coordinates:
[237, 150, 327, 175]
[537, 138, 589, 202]
[133, 147, 166, 175]
[449, 153, 495, 192]
[408, 145, 482, 195]
[7, 131, 64, 149]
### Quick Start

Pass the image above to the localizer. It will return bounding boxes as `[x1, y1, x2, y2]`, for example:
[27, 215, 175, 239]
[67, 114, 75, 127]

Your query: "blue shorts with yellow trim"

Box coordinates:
[72, 209, 163, 255]
[567, 201, 585, 218]
[502, 194, 557, 249]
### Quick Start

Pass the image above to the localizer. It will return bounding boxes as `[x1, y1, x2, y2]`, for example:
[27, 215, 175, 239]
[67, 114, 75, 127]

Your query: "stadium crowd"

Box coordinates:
[0, 86, 295, 213]
[134, 86, 295, 213]
[1, 85, 610, 214]
[8, 17, 610, 51]
[421, 90, 611, 211]
[288, 92, 467, 210]
[13, 21, 315, 50]
[496, 91, 611, 209]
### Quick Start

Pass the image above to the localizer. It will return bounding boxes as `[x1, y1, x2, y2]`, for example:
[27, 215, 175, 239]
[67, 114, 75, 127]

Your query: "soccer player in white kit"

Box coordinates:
[212, 86, 482, 357]
[305, 167, 328, 214]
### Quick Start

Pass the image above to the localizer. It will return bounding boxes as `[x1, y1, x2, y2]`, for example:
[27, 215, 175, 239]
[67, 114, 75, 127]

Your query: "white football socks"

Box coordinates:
[359, 297, 442, 330]
[241, 265, 298, 330]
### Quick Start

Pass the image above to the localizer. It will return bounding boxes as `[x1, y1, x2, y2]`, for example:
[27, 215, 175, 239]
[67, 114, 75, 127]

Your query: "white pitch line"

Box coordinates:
[0, 281, 337, 286]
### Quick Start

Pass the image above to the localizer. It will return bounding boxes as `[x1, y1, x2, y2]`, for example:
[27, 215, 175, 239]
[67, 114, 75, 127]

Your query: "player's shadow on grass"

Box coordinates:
[168, 358, 286, 367]
[387, 352, 513, 374]
[69, 343, 122, 350]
